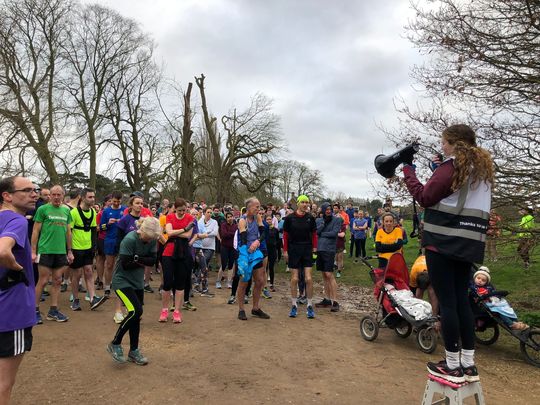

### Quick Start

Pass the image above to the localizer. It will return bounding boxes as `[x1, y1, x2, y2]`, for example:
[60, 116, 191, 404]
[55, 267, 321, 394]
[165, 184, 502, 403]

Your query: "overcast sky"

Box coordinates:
[90, 0, 421, 198]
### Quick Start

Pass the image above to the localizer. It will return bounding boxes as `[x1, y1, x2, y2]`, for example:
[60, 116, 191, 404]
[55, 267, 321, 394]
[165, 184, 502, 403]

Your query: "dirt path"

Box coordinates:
[13, 273, 539, 404]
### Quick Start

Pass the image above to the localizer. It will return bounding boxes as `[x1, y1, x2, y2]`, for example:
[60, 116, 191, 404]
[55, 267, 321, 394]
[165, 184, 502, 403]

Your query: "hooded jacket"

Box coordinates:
[315, 203, 343, 253]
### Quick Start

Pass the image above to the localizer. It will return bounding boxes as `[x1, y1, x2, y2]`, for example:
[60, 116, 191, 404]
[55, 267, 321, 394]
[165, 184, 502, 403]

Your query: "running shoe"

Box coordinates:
[216, 281, 222, 289]
[144, 284, 154, 293]
[104, 289, 111, 297]
[200, 289, 215, 297]
[42, 290, 50, 296]
[244, 297, 249, 304]
[289, 305, 298, 318]
[70, 299, 81, 311]
[307, 305, 315, 319]
[60, 283, 68, 293]
[78, 284, 87, 293]
[251, 308, 270, 319]
[336, 271, 341, 278]
[90, 295, 107, 310]
[315, 298, 332, 308]
[463, 365, 480, 382]
[238, 310, 248, 321]
[69, 294, 74, 303]
[262, 288, 272, 299]
[269, 285, 276, 292]
[227, 282, 232, 289]
[427, 360, 465, 384]
[182, 301, 197, 311]
[40, 293, 46, 302]
[97, 281, 104, 290]
[128, 349, 148, 366]
[113, 312, 125, 324]
[36, 311, 43, 325]
[331, 301, 340, 312]
[172, 310, 182, 323]
[159, 308, 169, 322]
[106, 343, 126, 364]
[297, 296, 307, 305]
[227, 296, 236, 305]
[46, 309, 69, 322]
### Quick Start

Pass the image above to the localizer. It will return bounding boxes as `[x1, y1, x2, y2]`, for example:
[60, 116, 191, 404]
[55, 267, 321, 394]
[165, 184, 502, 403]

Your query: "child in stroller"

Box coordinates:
[359, 253, 438, 353]
[472, 266, 529, 331]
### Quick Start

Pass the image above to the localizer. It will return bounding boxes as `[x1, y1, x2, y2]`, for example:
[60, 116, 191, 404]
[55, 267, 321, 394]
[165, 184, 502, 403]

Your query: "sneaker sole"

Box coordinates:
[71, 307, 81, 311]
[128, 357, 148, 366]
[464, 374, 480, 383]
[46, 316, 69, 322]
[427, 368, 465, 384]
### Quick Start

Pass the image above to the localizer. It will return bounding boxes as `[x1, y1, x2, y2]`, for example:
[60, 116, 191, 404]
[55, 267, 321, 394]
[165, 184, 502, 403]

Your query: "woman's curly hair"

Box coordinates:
[443, 124, 494, 191]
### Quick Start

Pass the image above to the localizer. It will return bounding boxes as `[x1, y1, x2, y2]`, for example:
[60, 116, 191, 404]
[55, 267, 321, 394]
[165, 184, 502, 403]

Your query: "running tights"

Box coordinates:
[425, 250, 475, 352]
[112, 288, 143, 351]
[354, 238, 366, 258]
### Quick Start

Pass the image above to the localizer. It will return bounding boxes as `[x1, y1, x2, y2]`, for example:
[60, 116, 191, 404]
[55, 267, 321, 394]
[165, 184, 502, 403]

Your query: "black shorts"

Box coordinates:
[97, 239, 105, 256]
[316, 251, 335, 272]
[70, 249, 94, 269]
[0, 327, 33, 358]
[39, 254, 68, 269]
[288, 244, 313, 269]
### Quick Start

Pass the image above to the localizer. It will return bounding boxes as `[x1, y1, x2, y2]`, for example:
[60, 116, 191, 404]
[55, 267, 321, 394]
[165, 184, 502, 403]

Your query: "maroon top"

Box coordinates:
[219, 221, 238, 249]
[403, 160, 454, 208]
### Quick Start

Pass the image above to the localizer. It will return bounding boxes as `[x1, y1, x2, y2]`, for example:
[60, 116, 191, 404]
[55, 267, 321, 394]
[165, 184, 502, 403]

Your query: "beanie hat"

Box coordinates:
[297, 194, 310, 203]
[473, 266, 491, 283]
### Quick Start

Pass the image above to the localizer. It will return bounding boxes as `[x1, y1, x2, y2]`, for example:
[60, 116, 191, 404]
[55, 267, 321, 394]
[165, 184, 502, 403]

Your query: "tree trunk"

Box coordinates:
[179, 82, 195, 200]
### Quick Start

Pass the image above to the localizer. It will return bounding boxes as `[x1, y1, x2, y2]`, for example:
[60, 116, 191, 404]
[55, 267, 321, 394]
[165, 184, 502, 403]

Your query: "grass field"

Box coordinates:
[273, 221, 540, 326]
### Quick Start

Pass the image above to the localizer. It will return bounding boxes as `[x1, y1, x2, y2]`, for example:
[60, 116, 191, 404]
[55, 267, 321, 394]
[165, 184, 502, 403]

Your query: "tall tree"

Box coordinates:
[195, 74, 282, 203]
[62, 4, 146, 189]
[0, 0, 72, 183]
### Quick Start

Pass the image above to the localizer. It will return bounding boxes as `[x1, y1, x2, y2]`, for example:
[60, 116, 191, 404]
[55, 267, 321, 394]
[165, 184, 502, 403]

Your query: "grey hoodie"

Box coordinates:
[316, 204, 342, 253]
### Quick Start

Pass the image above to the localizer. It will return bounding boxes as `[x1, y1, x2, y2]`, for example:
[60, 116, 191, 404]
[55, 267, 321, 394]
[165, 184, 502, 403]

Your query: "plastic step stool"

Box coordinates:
[422, 374, 485, 405]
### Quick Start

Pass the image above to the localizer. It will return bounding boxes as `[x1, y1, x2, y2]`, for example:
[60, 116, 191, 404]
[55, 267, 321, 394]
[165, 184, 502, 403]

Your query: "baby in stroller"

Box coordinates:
[472, 266, 529, 331]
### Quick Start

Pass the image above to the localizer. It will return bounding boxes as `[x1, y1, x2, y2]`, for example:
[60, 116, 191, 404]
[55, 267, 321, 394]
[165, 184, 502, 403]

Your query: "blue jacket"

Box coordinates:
[316, 216, 343, 253]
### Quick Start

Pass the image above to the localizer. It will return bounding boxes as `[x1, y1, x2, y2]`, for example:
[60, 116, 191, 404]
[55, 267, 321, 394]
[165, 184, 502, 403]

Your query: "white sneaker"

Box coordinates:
[216, 281, 222, 289]
[113, 312, 125, 324]
[227, 282, 232, 289]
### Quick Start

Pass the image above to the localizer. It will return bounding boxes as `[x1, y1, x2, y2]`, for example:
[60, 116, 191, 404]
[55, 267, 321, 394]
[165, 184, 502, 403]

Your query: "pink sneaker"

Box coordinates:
[172, 309, 182, 323]
[159, 308, 168, 322]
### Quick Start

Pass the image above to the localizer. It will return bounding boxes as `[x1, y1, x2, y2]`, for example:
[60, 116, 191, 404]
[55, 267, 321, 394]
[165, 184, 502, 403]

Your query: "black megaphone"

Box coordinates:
[374, 143, 420, 178]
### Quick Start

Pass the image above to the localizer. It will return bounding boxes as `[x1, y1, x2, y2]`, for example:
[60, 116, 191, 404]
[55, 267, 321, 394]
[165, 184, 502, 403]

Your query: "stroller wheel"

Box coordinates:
[360, 316, 379, 341]
[416, 327, 437, 354]
[475, 324, 499, 345]
[394, 322, 412, 339]
[520, 329, 540, 368]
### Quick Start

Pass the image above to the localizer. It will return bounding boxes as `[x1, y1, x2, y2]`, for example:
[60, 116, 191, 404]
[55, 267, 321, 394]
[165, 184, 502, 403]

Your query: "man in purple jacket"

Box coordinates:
[0, 176, 38, 404]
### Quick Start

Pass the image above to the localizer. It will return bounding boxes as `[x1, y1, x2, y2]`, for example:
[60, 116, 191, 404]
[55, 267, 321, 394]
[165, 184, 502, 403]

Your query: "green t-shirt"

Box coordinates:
[112, 231, 157, 290]
[70, 207, 97, 250]
[34, 204, 72, 254]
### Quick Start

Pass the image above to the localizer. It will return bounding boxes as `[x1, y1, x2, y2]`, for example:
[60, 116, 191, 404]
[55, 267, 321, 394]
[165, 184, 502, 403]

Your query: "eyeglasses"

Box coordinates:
[9, 188, 41, 194]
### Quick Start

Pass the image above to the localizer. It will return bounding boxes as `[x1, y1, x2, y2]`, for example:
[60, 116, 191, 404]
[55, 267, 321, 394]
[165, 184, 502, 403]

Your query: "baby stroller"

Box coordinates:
[359, 253, 438, 353]
[470, 284, 540, 367]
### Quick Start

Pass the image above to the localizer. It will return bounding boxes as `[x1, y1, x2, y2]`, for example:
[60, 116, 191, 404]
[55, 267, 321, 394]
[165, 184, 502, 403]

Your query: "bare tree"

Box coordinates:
[102, 43, 163, 193]
[62, 3, 146, 189]
[157, 81, 198, 200]
[195, 74, 283, 203]
[0, 0, 72, 183]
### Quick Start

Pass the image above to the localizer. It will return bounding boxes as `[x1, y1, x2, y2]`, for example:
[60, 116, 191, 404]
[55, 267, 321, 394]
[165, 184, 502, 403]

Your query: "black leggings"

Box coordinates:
[112, 288, 143, 351]
[231, 264, 252, 297]
[162, 256, 191, 291]
[354, 238, 366, 258]
[426, 250, 474, 352]
[349, 235, 355, 257]
[267, 247, 277, 285]
[220, 246, 237, 270]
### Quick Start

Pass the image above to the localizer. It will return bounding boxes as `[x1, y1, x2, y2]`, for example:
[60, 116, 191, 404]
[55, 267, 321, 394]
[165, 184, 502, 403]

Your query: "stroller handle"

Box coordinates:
[359, 255, 379, 270]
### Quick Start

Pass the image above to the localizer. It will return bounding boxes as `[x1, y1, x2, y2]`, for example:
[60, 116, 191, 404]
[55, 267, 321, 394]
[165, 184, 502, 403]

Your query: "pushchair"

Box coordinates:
[470, 283, 540, 367]
[359, 253, 438, 353]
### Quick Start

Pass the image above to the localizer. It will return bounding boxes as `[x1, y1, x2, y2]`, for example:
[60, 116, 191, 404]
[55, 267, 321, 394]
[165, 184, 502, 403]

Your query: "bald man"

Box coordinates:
[32, 185, 73, 324]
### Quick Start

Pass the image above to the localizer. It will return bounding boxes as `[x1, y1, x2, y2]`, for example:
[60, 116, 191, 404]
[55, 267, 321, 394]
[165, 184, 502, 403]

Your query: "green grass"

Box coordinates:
[274, 220, 540, 324]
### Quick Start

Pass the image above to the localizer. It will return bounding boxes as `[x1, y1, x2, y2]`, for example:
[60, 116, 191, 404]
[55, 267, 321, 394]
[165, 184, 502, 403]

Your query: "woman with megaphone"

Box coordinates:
[402, 124, 494, 384]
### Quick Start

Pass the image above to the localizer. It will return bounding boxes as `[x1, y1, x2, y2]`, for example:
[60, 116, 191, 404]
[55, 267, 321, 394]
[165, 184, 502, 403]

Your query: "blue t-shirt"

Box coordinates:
[100, 206, 126, 241]
[352, 218, 368, 239]
[0, 211, 35, 332]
